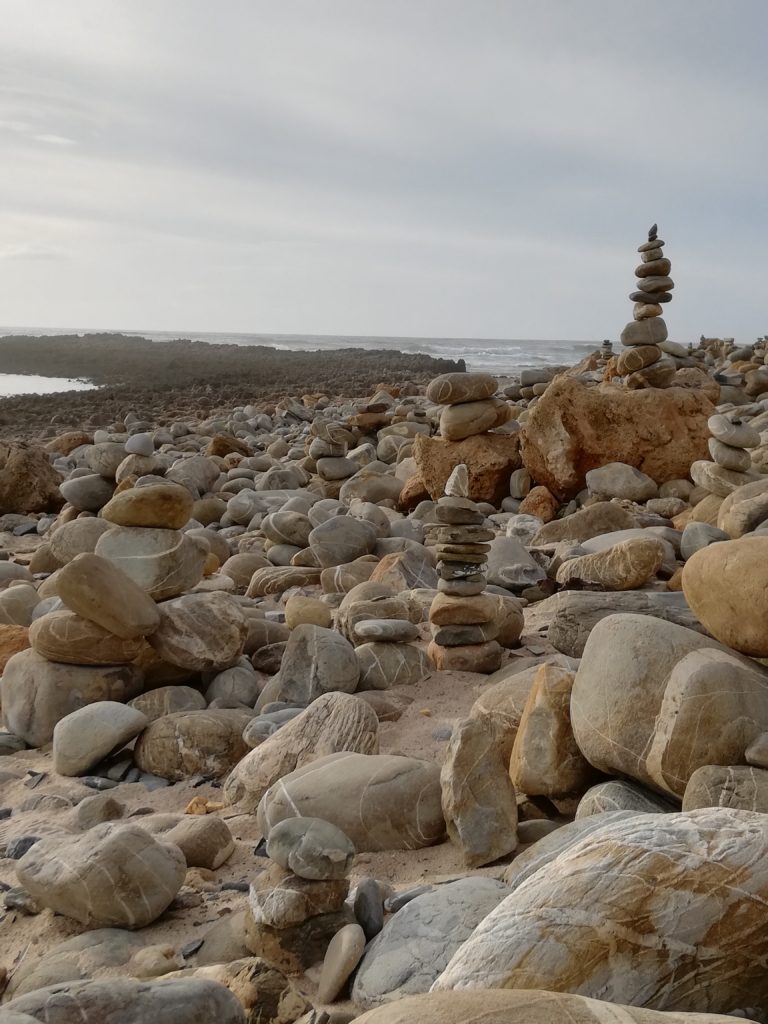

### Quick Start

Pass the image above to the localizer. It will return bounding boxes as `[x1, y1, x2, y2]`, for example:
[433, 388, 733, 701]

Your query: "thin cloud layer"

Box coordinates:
[1, 0, 766, 341]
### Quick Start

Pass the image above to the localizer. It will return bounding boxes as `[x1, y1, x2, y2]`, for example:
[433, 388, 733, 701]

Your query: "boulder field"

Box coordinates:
[2, 338, 768, 1023]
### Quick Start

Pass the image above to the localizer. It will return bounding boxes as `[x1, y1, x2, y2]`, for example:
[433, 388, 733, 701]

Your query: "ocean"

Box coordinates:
[0, 373, 96, 398]
[0, 326, 600, 378]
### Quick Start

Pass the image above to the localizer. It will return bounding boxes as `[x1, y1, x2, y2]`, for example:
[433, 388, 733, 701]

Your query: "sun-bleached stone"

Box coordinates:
[555, 537, 664, 590]
[56, 552, 160, 639]
[95, 526, 208, 600]
[148, 592, 247, 670]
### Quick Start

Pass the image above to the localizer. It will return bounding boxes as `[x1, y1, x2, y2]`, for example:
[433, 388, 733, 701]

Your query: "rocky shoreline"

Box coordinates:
[2, 310, 768, 1023]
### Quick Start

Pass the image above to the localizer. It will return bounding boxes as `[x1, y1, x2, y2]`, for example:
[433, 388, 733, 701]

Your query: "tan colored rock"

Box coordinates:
[571, 614, 768, 799]
[428, 640, 503, 673]
[258, 752, 445, 852]
[689, 459, 756, 498]
[518, 485, 558, 522]
[164, 815, 235, 869]
[134, 709, 253, 781]
[246, 566, 322, 596]
[29, 610, 144, 665]
[441, 712, 518, 867]
[426, 372, 497, 404]
[509, 664, 596, 797]
[616, 345, 662, 374]
[244, 909, 350, 975]
[128, 684, 207, 722]
[284, 594, 332, 629]
[16, 823, 186, 928]
[520, 377, 713, 500]
[224, 692, 379, 812]
[439, 398, 511, 441]
[369, 548, 437, 591]
[429, 592, 498, 625]
[0, 623, 30, 671]
[100, 483, 193, 529]
[56, 552, 160, 639]
[414, 432, 521, 505]
[320, 555, 379, 593]
[0, 441, 63, 514]
[45, 430, 93, 455]
[1, 648, 144, 747]
[683, 764, 768, 813]
[148, 592, 247, 670]
[96, 526, 208, 600]
[48, 517, 113, 564]
[531, 502, 637, 545]
[434, 808, 768, 1014]
[248, 862, 348, 928]
[556, 537, 664, 590]
[682, 537, 768, 656]
[717, 478, 768, 537]
[356, 986, 760, 1024]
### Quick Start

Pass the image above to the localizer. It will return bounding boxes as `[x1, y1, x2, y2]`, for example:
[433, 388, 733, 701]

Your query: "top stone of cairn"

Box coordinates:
[426, 372, 497, 405]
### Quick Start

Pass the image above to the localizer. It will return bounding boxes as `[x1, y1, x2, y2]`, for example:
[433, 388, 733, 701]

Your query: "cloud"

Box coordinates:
[0, 0, 767, 341]
[0, 242, 68, 261]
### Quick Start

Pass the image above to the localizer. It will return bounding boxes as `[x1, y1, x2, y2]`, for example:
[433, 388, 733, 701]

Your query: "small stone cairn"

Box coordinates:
[617, 223, 676, 389]
[690, 413, 761, 498]
[426, 464, 503, 674]
[426, 371, 511, 443]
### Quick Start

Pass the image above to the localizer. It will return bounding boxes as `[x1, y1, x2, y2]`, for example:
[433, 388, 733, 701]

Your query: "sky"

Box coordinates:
[1, 0, 767, 343]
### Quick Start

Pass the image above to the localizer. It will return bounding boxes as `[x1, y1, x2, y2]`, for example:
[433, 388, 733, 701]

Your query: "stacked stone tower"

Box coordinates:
[426, 464, 503, 674]
[617, 224, 676, 388]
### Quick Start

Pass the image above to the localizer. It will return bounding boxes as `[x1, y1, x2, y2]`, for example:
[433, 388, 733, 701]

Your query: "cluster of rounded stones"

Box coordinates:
[425, 464, 503, 675]
[617, 224, 677, 389]
[690, 414, 761, 498]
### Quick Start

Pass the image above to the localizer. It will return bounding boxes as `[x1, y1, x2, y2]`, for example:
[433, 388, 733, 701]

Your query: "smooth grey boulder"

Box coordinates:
[680, 521, 729, 560]
[352, 878, 510, 1008]
[275, 623, 360, 704]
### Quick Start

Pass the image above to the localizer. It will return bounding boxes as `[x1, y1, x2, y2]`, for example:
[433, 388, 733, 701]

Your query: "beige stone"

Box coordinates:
[56, 552, 160, 639]
[248, 862, 348, 928]
[689, 459, 756, 498]
[426, 372, 498, 404]
[441, 712, 518, 868]
[531, 502, 637, 545]
[258, 752, 445, 852]
[683, 764, 768, 813]
[148, 591, 247, 670]
[354, 989, 761, 1024]
[224, 692, 379, 812]
[682, 537, 768, 656]
[0, 440, 62, 514]
[101, 483, 193, 529]
[29, 610, 143, 665]
[284, 594, 332, 629]
[1, 648, 144, 747]
[164, 815, 235, 869]
[509, 664, 596, 797]
[134, 709, 253, 781]
[571, 614, 768, 799]
[556, 537, 664, 590]
[48, 517, 113, 564]
[16, 823, 186, 928]
[95, 526, 208, 600]
[428, 639, 503, 673]
[246, 566, 322, 596]
[716, 478, 768, 537]
[439, 398, 511, 441]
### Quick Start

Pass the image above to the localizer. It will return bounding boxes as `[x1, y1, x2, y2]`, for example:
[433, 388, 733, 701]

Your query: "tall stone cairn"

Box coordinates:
[617, 224, 676, 389]
[426, 464, 503, 674]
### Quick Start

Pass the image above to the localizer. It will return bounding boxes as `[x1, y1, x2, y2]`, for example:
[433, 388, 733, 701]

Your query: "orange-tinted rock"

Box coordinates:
[45, 431, 93, 456]
[519, 486, 558, 522]
[0, 624, 30, 672]
[414, 433, 521, 505]
[206, 434, 251, 458]
[0, 441, 63, 514]
[521, 377, 713, 500]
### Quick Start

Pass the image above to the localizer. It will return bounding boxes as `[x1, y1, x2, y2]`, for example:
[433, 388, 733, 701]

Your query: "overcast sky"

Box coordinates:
[1, 1, 766, 343]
